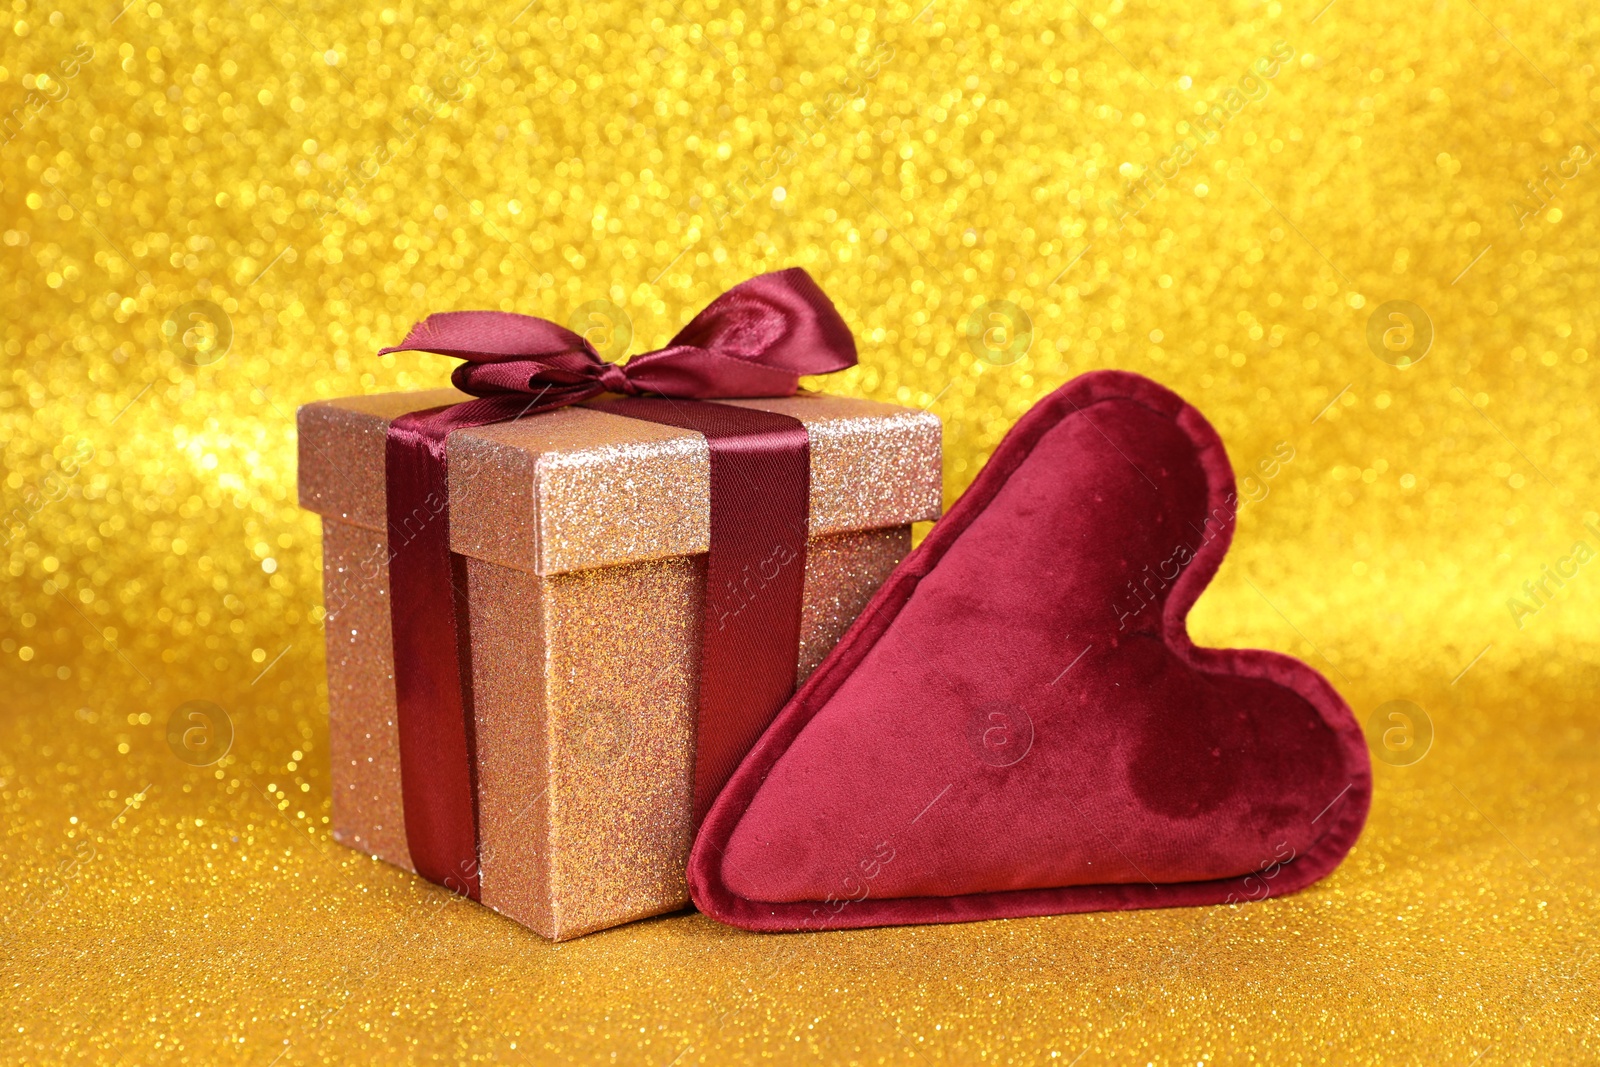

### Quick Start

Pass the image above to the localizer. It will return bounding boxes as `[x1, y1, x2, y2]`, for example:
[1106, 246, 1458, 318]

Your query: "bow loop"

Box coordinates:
[380, 268, 856, 410]
[669, 267, 857, 372]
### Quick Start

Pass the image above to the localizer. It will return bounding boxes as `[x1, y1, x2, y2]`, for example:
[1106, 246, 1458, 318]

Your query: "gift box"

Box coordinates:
[299, 385, 941, 939]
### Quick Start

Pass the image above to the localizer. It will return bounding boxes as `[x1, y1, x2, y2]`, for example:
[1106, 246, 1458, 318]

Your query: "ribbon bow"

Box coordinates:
[379, 266, 857, 411]
[381, 268, 857, 902]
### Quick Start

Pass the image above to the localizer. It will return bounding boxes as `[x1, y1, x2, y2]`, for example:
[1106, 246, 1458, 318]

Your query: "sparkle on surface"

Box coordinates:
[2, 0, 1597, 1063]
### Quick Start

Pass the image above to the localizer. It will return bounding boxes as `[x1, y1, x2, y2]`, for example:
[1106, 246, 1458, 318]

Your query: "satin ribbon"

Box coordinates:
[379, 268, 857, 899]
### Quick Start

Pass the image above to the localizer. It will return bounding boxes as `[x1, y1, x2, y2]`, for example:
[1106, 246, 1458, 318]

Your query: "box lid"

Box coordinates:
[298, 390, 941, 577]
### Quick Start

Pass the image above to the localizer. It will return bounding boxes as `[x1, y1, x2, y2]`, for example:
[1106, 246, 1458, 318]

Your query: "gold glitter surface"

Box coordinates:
[3, 0, 1599, 1061]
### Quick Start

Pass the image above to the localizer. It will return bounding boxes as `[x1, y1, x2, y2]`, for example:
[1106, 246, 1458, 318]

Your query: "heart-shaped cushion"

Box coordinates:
[689, 370, 1371, 931]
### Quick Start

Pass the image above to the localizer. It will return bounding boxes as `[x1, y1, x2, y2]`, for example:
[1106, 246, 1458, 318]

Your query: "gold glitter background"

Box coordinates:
[2, 0, 1597, 1061]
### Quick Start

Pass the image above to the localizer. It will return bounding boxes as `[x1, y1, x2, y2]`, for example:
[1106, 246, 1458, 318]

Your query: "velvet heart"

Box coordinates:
[688, 370, 1371, 932]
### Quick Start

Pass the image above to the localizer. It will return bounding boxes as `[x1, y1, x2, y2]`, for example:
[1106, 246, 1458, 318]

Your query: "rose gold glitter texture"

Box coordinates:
[477, 555, 703, 940]
[796, 527, 911, 681]
[449, 405, 709, 576]
[297, 388, 465, 531]
[297, 390, 942, 938]
[320, 518, 413, 873]
[723, 395, 944, 540]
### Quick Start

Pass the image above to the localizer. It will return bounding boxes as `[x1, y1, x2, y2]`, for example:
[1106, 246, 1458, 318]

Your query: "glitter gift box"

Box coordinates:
[298, 388, 941, 939]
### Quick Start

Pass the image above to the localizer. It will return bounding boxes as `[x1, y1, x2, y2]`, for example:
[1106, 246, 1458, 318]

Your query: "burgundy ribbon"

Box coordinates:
[379, 268, 856, 899]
